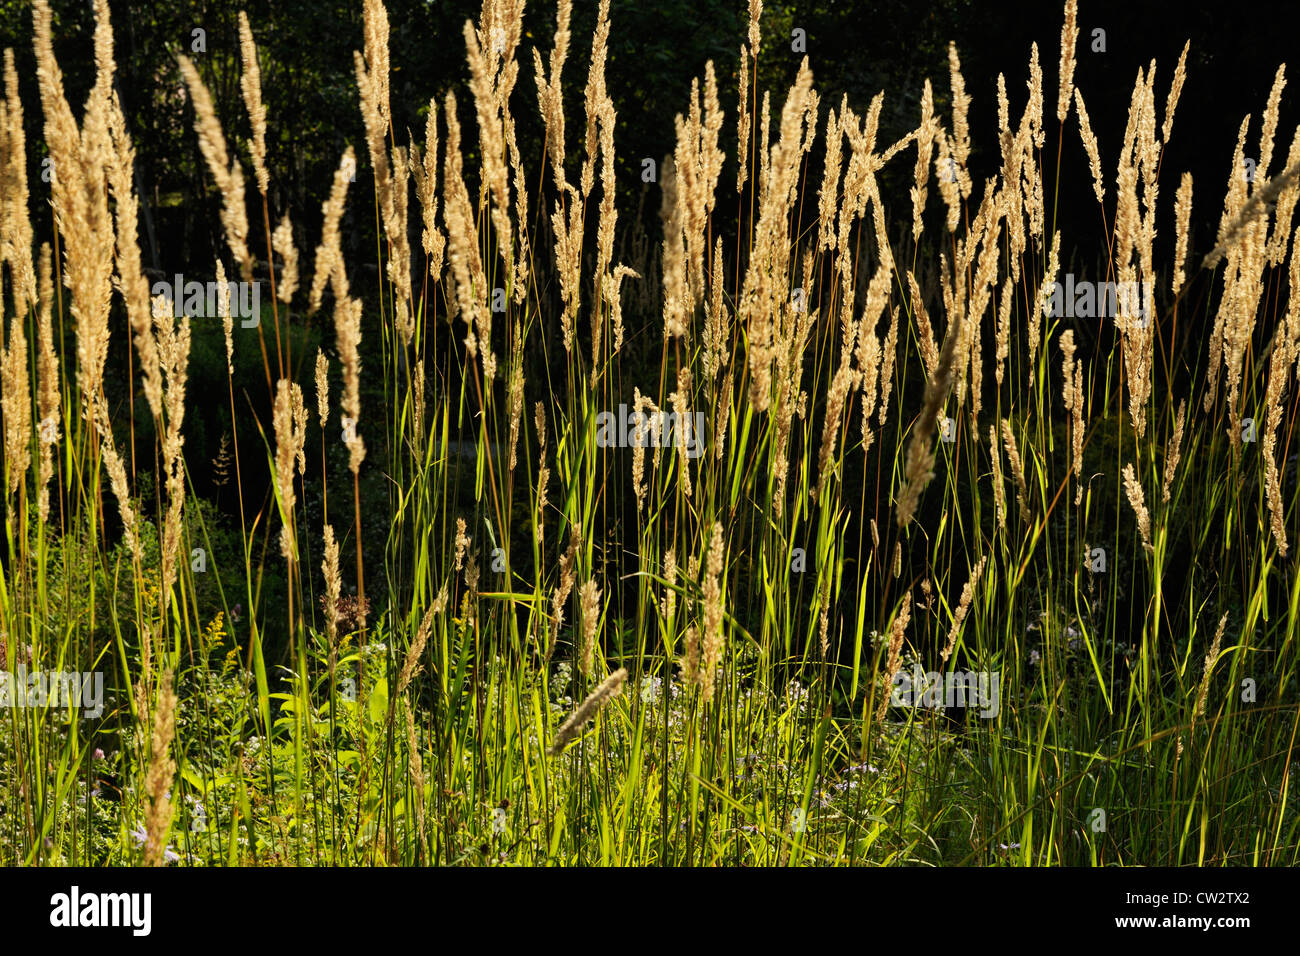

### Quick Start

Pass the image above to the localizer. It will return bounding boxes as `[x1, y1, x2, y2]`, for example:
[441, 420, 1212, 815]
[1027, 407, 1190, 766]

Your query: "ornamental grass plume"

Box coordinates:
[1194, 614, 1229, 723]
[877, 593, 912, 722]
[103, 75, 163, 419]
[157, 287, 192, 605]
[34, 0, 141, 558]
[315, 350, 330, 423]
[548, 527, 579, 653]
[411, 358, 426, 437]
[578, 579, 601, 676]
[442, 90, 494, 379]
[877, 305, 901, 429]
[1060, 330, 1086, 503]
[713, 370, 732, 462]
[1163, 41, 1190, 144]
[238, 11, 269, 196]
[1202, 156, 1300, 272]
[896, 293, 963, 528]
[1122, 463, 1154, 553]
[143, 674, 178, 867]
[682, 624, 701, 689]
[661, 549, 678, 621]
[819, 101, 843, 251]
[335, 292, 365, 474]
[453, 517, 471, 572]
[402, 697, 426, 837]
[273, 379, 307, 561]
[1074, 88, 1105, 205]
[177, 55, 252, 281]
[551, 179, 583, 352]
[354, 0, 408, 336]
[1000, 418, 1032, 525]
[1201, 88, 1286, 441]
[34, 244, 59, 522]
[994, 274, 1014, 388]
[397, 606, 436, 696]
[411, 99, 446, 279]
[605, 263, 638, 359]
[660, 154, 688, 341]
[273, 215, 299, 304]
[0, 50, 36, 317]
[306, 152, 367, 475]
[1163, 399, 1187, 505]
[911, 81, 936, 241]
[1056, 0, 1077, 124]
[547, 667, 627, 756]
[672, 61, 724, 307]
[580, 0, 612, 200]
[215, 260, 234, 375]
[989, 423, 1007, 530]
[592, 16, 621, 288]
[292, 383, 308, 477]
[309, 148, 355, 315]
[532, 0, 572, 190]
[697, 522, 726, 702]
[747, 0, 762, 67]
[1261, 247, 1300, 553]
[935, 130, 961, 233]
[534, 402, 550, 549]
[816, 347, 860, 496]
[461, 0, 517, 278]
[1173, 173, 1193, 293]
[1035, 230, 1061, 364]
[948, 43, 972, 200]
[1263, 429, 1288, 555]
[33, 0, 114, 400]
[508, 333, 525, 470]
[941, 556, 988, 664]
[1266, 129, 1300, 267]
[668, 366, 694, 497]
[631, 387, 659, 512]
[742, 58, 815, 411]
[1, 312, 29, 497]
[321, 524, 342, 648]
[909, 270, 939, 380]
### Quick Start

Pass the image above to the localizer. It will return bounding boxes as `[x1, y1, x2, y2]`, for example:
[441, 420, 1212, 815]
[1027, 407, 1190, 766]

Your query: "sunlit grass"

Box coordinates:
[1, 0, 1298, 867]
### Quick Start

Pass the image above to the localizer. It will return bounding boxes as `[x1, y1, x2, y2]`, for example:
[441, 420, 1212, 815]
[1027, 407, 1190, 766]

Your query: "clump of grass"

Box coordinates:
[1, 0, 1298, 868]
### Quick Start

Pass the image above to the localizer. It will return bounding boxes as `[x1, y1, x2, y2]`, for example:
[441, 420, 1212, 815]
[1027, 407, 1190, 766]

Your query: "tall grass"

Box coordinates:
[2, 0, 1298, 866]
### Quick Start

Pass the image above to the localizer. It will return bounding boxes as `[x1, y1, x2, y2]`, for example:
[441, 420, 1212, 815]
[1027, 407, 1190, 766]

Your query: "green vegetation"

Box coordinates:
[1, 0, 1298, 867]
